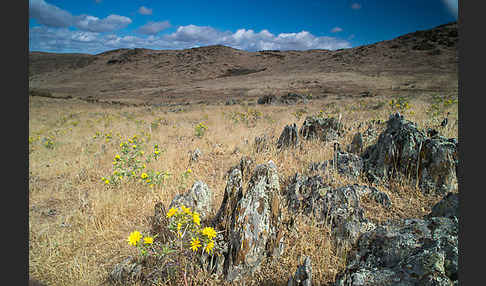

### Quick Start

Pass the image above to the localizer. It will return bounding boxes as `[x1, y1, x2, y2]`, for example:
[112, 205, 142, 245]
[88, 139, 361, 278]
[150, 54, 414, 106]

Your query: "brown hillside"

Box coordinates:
[29, 22, 458, 105]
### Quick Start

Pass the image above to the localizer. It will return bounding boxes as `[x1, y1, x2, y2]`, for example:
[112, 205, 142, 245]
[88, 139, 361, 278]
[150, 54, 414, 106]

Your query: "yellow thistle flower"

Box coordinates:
[204, 240, 215, 254]
[167, 207, 178, 218]
[190, 237, 201, 252]
[127, 231, 142, 246]
[143, 236, 154, 244]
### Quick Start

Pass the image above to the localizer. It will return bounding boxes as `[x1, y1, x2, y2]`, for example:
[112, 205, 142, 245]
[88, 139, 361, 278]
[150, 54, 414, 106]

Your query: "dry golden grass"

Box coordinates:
[29, 92, 457, 286]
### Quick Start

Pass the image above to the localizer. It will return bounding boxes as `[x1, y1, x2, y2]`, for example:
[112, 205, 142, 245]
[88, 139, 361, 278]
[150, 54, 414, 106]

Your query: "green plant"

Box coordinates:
[194, 122, 208, 138]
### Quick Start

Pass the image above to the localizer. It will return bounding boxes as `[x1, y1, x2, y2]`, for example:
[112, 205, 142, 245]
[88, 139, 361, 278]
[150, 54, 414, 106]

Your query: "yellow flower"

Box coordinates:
[127, 231, 142, 246]
[141, 173, 148, 179]
[132, 145, 137, 149]
[114, 154, 121, 160]
[143, 236, 154, 244]
[177, 223, 182, 231]
[140, 151, 145, 155]
[201, 227, 217, 239]
[204, 240, 215, 254]
[167, 207, 178, 218]
[193, 212, 201, 226]
[180, 205, 191, 215]
[154, 149, 160, 155]
[186, 168, 192, 174]
[105, 179, 110, 184]
[190, 237, 201, 252]
[143, 164, 146, 169]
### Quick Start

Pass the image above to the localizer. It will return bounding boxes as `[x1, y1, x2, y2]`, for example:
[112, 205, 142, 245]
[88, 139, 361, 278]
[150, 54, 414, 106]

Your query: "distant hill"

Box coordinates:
[29, 22, 458, 105]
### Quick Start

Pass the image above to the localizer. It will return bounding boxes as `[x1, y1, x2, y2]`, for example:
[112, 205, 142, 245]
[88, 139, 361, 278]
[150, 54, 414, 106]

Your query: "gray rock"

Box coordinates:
[427, 192, 459, 219]
[284, 176, 389, 245]
[257, 94, 277, 105]
[214, 168, 244, 238]
[362, 113, 458, 194]
[299, 116, 344, 142]
[347, 132, 363, 154]
[189, 148, 202, 163]
[109, 257, 143, 285]
[277, 123, 299, 149]
[335, 217, 458, 285]
[254, 133, 271, 153]
[287, 256, 312, 286]
[280, 93, 309, 105]
[169, 180, 212, 220]
[223, 161, 285, 281]
[309, 151, 364, 180]
[225, 155, 254, 181]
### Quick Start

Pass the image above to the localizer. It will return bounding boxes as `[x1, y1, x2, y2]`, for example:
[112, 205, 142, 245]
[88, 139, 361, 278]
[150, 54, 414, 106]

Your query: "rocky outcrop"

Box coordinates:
[362, 113, 458, 194]
[284, 174, 390, 245]
[254, 133, 271, 153]
[334, 216, 458, 286]
[310, 150, 364, 180]
[287, 256, 312, 286]
[189, 147, 202, 163]
[257, 93, 308, 105]
[168, 180, 212, 220]
[347, 132, 363, 154]
[223, 161, 285, 281]
[299, 116, 344, 142]
[277, 123, 299, 149]
[427, 192, 459, 220]
[335, 192, 459, 285]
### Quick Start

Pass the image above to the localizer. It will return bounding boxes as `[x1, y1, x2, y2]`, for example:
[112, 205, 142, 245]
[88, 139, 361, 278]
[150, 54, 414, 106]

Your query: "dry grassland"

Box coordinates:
[29, 92, 458, 285]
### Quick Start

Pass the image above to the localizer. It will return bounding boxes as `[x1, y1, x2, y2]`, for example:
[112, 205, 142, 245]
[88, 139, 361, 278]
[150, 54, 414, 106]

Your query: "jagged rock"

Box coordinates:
[214, 168, 244, 237]
[284, 175, 389, 245]
[362, 113, 458, 194]
[109, 257, 143, 285]
[280, 93, 309, 104]
[169, 180, 212, 220]
[189, 148, 202, 163]
[225, 156, 254, 181]
[299, 116, 344, 142]
[287, 256, 312, 286]
[257, 94, 277, 105]
[223, 161, 285, 281]
[347, 132, 363, 154]
[427, 192, 459, 220]
[334, 216, 458, 286]
[309, 151, 364, 180]
[277, 123, 299, 149]
[254, 133, 271, 153]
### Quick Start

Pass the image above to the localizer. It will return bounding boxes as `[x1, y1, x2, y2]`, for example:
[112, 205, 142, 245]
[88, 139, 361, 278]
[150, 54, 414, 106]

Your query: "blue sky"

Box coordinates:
[29, 0, 458, 54]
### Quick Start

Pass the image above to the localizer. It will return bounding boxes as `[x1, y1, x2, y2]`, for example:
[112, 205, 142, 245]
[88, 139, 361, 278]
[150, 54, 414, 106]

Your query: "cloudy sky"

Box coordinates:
[29, 0, 458, 54]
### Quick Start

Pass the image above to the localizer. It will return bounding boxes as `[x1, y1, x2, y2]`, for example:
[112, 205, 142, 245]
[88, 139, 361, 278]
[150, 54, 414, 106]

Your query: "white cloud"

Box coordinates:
[29, 0, 73, 28]
[74, 14, 132, 33]
[331, 27, 343, 33]
[138, 6, 152, 15]
[30, 24, 352, 54]
[441, 0, 458, 18]
[29, 0, 132, 32]
[351, 3, 362, 10]
[137, 21, 171, 35]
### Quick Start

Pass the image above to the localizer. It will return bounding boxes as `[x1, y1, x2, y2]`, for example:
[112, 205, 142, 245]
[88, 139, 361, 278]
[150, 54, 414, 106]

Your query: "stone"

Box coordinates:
[362, 113, 458, 194]
[427, 192, 459, 220]
[347, 132, 363, 154]
[169, 180, 212, 220]
[223, 161, 285, 281]
[280, 93, 309, 104]
[214, 168, 244, 238]
[257, 94, 277, 105]
[309, 150, 364, 180]
[284, 176, 389, 245]
[225, 156, 254, 181]
[277, 123, 299, 149]
[334, 216, 458, 285]
[287, 256, 312, 286]
[254, 133, 271, 153]
[299, 116, 344, 142]
[189, 147, 202, 163]
[109, 257, 143, 285]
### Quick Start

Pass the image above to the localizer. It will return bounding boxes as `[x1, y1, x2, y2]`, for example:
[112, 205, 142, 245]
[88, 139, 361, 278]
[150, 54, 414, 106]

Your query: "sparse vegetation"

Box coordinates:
[29, 91, 457, 285]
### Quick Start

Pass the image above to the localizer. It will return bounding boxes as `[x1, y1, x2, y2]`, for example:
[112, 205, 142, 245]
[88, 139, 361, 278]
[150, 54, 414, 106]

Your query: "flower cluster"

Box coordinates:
[100, 134, 168, 187]
[127, 230, 156, 256]
[166, 205, 217, 255]
[194, 122, 208, 138]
